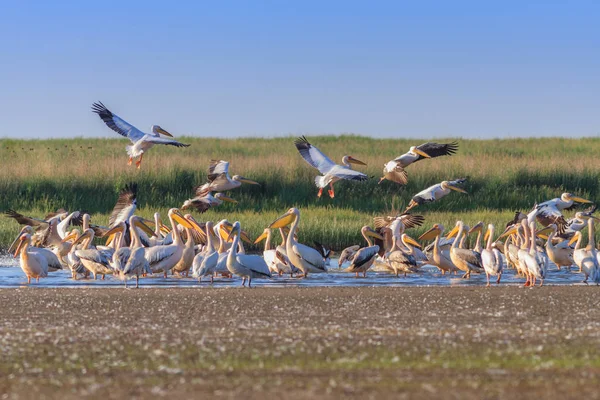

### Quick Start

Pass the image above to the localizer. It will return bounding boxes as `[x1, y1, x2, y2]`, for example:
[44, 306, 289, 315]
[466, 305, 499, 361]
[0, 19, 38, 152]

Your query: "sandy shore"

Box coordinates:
[1, 286, 599, 399]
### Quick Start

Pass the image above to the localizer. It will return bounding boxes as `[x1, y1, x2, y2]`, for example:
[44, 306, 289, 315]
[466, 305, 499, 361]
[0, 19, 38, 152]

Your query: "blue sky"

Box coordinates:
[2, 1, 599, 139]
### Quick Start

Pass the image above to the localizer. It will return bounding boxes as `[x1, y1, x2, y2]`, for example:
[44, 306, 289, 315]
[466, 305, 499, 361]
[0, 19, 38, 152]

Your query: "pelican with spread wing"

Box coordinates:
[196, 160, 259, 195]
[405, 178, 467, 212]
[536, 193, 593, 230]
[182, 190, 237, 213]
[92, 102, 190, 168]
[380, 142, 459, 185]
[294, 136, 367, 198]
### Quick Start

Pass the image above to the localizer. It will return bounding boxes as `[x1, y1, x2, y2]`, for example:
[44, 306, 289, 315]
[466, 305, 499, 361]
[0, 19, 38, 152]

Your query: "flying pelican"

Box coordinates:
[13, 233, 49, 283]
[182, 191, 237, 213]
[226, 222, 271, 287]
[447, 221, 483, 279]
[481, 224, 503, 286]
[380, 142, 459, 184]
[419, 224, 459, 275]
[294, 136, 367, 198]
[196, 160, 259, 195]
[536, 193, 593, 230]
[91, 101, 190, 168]
[346, 226, 383, 277]
[404, 179, 467, 212]
[269, 208, 327, 276]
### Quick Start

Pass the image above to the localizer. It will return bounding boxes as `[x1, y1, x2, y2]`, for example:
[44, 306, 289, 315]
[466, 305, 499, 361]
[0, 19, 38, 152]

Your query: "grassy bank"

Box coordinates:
[1, 136, 599, 250]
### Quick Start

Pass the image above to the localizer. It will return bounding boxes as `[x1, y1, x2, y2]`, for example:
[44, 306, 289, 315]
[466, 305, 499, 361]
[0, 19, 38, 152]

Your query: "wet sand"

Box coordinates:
[1, 286, 599, 399]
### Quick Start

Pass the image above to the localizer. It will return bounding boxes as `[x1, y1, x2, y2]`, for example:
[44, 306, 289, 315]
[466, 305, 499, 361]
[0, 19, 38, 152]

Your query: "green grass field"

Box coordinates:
[1, 135, 599, 251]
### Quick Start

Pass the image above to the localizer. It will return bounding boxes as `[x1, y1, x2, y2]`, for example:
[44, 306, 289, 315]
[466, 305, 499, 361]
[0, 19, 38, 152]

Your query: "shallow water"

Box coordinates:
[0, 255, 589, 288]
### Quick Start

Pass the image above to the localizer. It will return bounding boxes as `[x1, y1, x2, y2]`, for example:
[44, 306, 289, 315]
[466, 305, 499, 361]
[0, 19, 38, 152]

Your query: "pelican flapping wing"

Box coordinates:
[294, 136, 337, 175]
[207, 160, 230, 181]
[403, 142, 459, 163]
[109, 183, 137, 227]
[4, 210, 47, 227]
[91, 102, 145, 143]
[373, 213, 425, 230]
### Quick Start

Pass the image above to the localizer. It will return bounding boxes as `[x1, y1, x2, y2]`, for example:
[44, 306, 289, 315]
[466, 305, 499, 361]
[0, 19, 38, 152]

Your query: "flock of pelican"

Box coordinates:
[3, 103, 598, 287]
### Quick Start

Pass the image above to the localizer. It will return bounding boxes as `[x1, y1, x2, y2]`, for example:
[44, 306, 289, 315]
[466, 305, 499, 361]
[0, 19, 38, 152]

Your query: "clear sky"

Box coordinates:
[2, 1, 599, 139]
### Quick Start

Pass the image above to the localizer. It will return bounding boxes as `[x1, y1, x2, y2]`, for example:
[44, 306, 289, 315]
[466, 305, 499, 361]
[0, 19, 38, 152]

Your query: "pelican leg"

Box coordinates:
[355, 272, 359, 278]
[102, 274, 105, 280]
[124, 279, 128, 289]
[461, 272, 469, 279]
[27, 276, 31, 284]
[328, 183, 335, 198]
[210, 275, 214, 284]
[539, 278, 544, 287]
[248, 277, 252, 288]
[241, 277, 246, 286]
[136, 153, 144, 169]
[136, 275, 140, 288]
[317, 188, 323, 198]
[164, 271, 168, 279]
[496, 273, 502, 285]
[363, 271, 367, 278]
[486, 273, 490, 287]
[128, 157, 133, 166]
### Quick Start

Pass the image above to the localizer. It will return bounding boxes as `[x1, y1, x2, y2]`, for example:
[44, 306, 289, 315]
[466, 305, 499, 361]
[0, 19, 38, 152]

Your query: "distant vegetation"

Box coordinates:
[1, 135, 599, 250]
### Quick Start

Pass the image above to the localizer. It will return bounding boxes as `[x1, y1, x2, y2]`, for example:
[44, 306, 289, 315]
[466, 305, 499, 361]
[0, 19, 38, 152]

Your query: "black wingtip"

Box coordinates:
[294, 135, 311, 148]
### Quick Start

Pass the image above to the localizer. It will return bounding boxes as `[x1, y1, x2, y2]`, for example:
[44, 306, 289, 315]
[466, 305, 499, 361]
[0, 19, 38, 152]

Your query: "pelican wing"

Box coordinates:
[195, 174, 230, 196]
[327, 165, 368, 181]
[44, 208, 67, 221]
[4, 210, 47, 227]
[536, 204, 568, 232]
[383, 161, 408, 184]
[292, 243, 326, 271]
[338, 245, 360, 266]
[506, 211, 527, 228]
[413, 183, 443, 203]
[294, 136, 337, 175]
[56, 211, 80, 239]
[399, 213, 425, 229]
[411, 142, 459, 162]
[185, 196, 214, 213]
[144, 245, 178, 266]
[453, 248, 483, 269]
[388, 250, 417, 268]
[348, 246, 379, 271]
[313, 241, 332, 259]
[143, 136, 190, 147]
[75, 249, 111, 265]
[236, 254, 272, 277]
[109, 183, 137, 227]
[207, 160, 230, 181]
[91, 102, 145, 143]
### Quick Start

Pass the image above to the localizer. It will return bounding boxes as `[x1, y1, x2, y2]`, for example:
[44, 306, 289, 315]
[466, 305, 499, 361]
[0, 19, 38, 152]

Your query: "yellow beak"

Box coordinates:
[171, 210, 194, 229]
[13, 238, 25, 258]
[568, 234, 580, 246]
[366, 228, 384, 240]
[498, 226, 518, 240]
[484, 230, 490, 242]
[254, 231, 268, 244]
[269, 212, 295, 229]
[414, 148, 431, 158]
[447, 225, 460, 239]
[135, 220, 158, 237]
[219, 195, 238, 204]
[239, 177, 260, 185]
[157, 127, 173, 137]
[448, 185, 467, 194]
[419, 226, 440, 241]
[571, 196, 592, 204]
[403, 235, 422, 249]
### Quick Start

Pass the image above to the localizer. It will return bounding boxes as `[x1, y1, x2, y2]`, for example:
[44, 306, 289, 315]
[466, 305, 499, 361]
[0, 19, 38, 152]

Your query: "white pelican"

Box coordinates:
[481, 224, 503, 286]
[346, 226, 383, 277]
[419, 224, 459, 275]
[338, 245, 360, 269]
[13, 233, 49, 283]
[172, 216, 197, 277]
[447, 221, 483, 278]
[405, 179, 467, 212]
[255, 228, 290, 276]
[193, 221, 219, 283]
[536, 193, 592, 230]
[560, 205, 597, 239]
[8, 226, 64, 271]
[569, 217, 599, 283]
[524, 221, 549, 287]
[111, 217, 153, 288]
[468, 222, 484, 253]
[74, 229, 114, 280]
[182, 191, 237, 213]
[269, 208, 327, 276]
[92, 101, 190, 168]
[196, 160, 259, 194]
[386, 234, 422, 277]
[226, 222, 271, 287]
[544, 224, 574, 270]
[294, 136, 367, 198]
[380, 141, 458, 185]
[144, 208, 197, 278]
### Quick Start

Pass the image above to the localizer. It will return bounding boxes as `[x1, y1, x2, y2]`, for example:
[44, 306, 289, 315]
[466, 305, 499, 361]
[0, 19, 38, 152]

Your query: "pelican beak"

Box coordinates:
[219, 195, 238, 204]
[484, 229, 490, 242]
[8, 227, 28, 254]
[419, 226, 440, 241]
[105, 234, 115, 247]
[269, 211, 295, 229]
[103, 224, 125, 237]
[135, 220, 157, 237]
[13, 237, 25, 258]
[239, 177, 260, 185]
[537, 234, 549, 240]
[254, 231, 268, 244]
[448, 184, 467, 194]
[348, 157, 367, 166]
[447, 225, 460, 239]
[160, 224, 171, 235]
[498, 226, 518, 239]
[171, 209, 194, 229]
[568, 234, 579, 246]
[414, 148, 431, 158]
[571, 196, 592, 204]
[62, 231, 79, 243]
[404, 235, 422, 249]
[536, 226, 554, 236]
[226, 225, 239, 243]
[185, 215, 206, 237]
[157, 127, 173, 137]
[366, 228, 384, 240]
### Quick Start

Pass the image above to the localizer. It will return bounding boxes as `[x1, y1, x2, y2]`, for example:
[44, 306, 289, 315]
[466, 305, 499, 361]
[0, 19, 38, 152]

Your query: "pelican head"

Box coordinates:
[468, 222, 484, 235]
[409, 146, 431, 158]
[168, 208, 194, 229]
[419, 223, 444, 241]
[254, 228, 271, 244]
[441, 181, 467, 194]
[447, 221, 464, 238]
[342, 156, 367, 166]
[8, 226, 35, 254]
[226, 221, 242, 242]
[270, 207, 300, 229]
[220, 220, 252, 243]
[13, 233, 32, 257]
[483, 224, 495, 242]
[562, 193, 592, 204]
[215, 193, 238, 204]
[151, 125, 173, 137]
[401, 234, 422, 249]
[232, 175, 260, 185]
[361, 226, 384, 240]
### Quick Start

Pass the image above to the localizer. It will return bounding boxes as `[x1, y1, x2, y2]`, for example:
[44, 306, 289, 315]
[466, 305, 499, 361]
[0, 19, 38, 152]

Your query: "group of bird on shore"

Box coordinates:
[3, 102, 599, 287]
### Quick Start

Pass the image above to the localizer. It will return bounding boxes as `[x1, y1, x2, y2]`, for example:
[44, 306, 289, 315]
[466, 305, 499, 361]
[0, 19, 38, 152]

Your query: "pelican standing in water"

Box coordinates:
[92, 102, 190, 168]
[294, 136, 367, 198]
[13, 233, 49, 283]
[226, 222, 271, 287]
[346, 226, 383, 277]
[544, 224, 574, 270]
[196, 160, 259, 194]
[569, 217, 600, 283]
[481, 224, 503, 286]
[270, 208, 327, 276]
[404, 179, 467, 212]
[419, 224, 459, 275]
[380, 142, 459, 185]
[447, 221, 483, 278]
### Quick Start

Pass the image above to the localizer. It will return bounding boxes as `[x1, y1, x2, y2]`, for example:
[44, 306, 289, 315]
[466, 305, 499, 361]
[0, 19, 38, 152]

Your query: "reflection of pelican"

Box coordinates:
[294, 136, 367, 198]
[226, 222, 271, 287]
[270, 208, 327, 277]
[92, 102, 190, 168]
[13, 233, 49, 283]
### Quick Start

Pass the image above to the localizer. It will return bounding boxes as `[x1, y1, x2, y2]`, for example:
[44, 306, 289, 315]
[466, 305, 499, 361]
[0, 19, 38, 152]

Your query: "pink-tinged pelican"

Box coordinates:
[447, 221, 483, 279]
[405, 179, 467, 212]
[294, 136, 367, 198]
[13, 233, 49, 283]
[196, 160, 259, 194]
[92, 101, 190, 168]
[226, 222, 271, 287]
[346, 226, 383, 278]
[182, 191, 237, 213]
[419, 224, 459, 275]
[380, 142, 458, 185]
